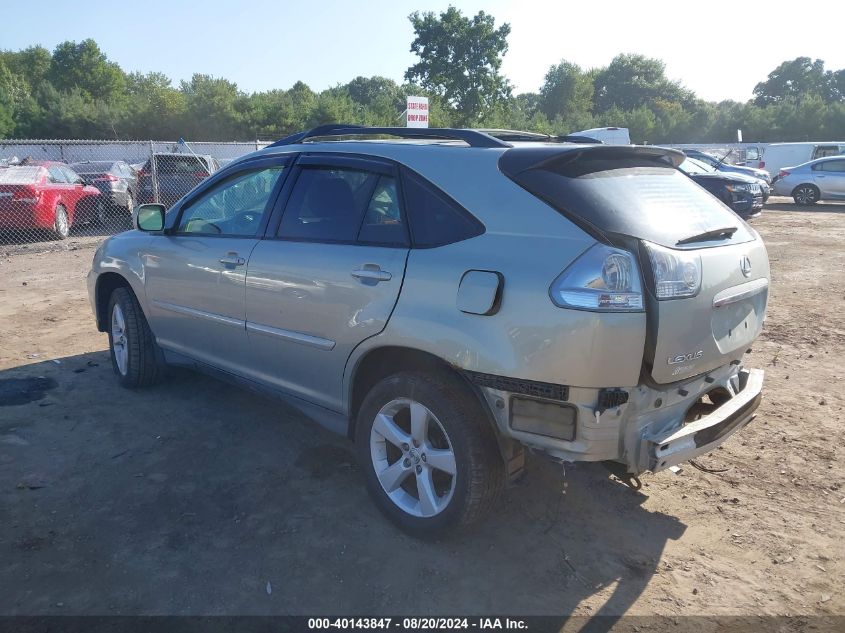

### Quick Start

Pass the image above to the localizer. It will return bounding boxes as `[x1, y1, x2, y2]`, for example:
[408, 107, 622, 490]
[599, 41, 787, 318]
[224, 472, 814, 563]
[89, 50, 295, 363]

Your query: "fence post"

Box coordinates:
[149, 140, 160, 204]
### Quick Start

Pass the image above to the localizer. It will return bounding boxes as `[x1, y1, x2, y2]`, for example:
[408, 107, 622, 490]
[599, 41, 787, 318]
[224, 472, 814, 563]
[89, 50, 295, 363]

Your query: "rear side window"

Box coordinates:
[818, 159, 845, 172]
[402, 170, 484, 247]
[279, 167, 379, 242]
[357, 175, 408, 246]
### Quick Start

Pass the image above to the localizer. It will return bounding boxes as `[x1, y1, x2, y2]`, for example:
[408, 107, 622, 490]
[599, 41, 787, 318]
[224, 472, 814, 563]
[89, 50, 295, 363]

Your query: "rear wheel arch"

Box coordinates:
[347, 346, 494, 441]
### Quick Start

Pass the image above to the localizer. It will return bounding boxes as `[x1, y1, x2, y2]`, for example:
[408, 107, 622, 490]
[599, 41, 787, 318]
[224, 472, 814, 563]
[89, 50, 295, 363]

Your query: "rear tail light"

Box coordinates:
[644, 241, 702, 300]
[778, 170, 790, 179]
[550, 244, 644, 312]
[94, 174, 120, 182]
[758, 161, 765, 168]
[192, 171, 210, 178]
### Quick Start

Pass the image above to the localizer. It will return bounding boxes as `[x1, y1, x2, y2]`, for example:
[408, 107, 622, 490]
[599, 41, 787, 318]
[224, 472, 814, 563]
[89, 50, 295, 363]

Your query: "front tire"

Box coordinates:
[355, 371, 505, 538]
[793, 184, 819, 205]
[107, 287, 163, 388]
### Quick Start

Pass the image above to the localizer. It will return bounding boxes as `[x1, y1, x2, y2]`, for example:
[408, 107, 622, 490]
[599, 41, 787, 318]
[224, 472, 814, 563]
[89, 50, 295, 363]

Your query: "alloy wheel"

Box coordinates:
[795, 186, 818, 204]
[369, 398, 457, 518]
[111, 303, 129, 376]
[54, 207, 69, 238]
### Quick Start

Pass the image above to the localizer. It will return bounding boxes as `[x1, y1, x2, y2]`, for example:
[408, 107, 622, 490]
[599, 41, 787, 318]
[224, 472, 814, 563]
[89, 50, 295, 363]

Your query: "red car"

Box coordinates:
[0, 161, 102, 239]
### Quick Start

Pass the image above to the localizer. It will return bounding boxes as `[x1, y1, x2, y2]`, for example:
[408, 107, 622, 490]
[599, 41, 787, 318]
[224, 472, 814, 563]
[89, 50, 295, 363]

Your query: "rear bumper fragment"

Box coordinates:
[648, 368, 763, 472]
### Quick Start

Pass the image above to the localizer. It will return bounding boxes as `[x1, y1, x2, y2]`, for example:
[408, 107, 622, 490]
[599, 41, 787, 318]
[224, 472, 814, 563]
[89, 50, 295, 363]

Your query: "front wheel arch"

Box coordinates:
[95, 272, 132, 332]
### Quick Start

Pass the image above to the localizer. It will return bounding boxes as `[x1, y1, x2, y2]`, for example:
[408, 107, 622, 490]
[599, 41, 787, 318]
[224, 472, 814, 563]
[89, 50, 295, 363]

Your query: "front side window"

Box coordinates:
[814, 146, 840, 159]
[47, 166, 67, 183]
[62, 167, 83, 184]
[177, 166, 284, 236]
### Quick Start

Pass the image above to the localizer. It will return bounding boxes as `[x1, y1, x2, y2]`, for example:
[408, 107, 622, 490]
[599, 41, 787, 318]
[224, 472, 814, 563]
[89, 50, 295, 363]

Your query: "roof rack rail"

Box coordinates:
[267, 125, 511, 149]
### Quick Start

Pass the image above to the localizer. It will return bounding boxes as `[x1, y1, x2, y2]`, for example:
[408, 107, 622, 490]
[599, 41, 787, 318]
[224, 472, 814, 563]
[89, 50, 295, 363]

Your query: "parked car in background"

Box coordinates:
[681, 149, 772, 186]
[137, 154, 220, 208]
[678, 157, 764, 219]
[759, 142, 845, 178]
[772, 156, 845, 204]
[69, 160, 137, 222]
[0, 164, 101, 239]
[735, 145, 764, 168]
[89, 126, 769, 537]
[570, 126, 631, 144]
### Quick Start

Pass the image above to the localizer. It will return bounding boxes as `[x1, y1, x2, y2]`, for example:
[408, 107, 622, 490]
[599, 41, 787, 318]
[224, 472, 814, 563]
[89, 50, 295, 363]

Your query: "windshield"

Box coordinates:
[679, 157, 715, 174]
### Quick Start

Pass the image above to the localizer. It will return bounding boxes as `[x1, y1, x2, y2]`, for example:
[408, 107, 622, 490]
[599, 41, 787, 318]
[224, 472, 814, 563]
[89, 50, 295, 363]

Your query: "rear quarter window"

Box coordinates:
[401, 169, 484, 248]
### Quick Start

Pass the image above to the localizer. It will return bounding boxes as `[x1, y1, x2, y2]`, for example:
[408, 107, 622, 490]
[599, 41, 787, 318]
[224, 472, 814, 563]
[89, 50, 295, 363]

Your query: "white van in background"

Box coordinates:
[571, 127, 631, 144]
[761, 142, 845, 177]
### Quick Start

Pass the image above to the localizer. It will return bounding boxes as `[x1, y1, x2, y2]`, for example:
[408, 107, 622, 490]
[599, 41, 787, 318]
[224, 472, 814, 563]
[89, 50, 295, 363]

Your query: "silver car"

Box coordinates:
[88, 126, 769, 537]
[772, 155, 845, 204]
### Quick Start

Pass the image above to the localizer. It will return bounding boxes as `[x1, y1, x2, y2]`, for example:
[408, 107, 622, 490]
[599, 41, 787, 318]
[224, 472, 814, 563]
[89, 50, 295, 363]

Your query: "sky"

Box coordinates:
[2, 0, 844, 103]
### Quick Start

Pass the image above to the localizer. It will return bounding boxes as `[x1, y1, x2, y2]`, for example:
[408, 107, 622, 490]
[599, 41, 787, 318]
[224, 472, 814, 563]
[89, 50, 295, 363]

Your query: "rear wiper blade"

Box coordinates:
[676, 226, 738, 245]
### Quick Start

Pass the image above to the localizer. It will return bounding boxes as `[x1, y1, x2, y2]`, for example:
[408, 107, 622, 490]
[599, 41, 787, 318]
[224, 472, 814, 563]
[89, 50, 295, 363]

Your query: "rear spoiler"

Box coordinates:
[499, 145, 685, 177]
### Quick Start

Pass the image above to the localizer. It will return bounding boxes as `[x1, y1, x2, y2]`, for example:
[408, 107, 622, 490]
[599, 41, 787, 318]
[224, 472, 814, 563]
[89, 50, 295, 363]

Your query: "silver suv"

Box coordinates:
[88, 126, 769, 537]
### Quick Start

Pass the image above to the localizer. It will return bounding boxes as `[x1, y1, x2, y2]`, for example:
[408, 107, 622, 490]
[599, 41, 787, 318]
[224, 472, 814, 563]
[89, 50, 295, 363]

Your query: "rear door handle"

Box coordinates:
[219, 253, 246, 266]
[351, 266, 392, 283]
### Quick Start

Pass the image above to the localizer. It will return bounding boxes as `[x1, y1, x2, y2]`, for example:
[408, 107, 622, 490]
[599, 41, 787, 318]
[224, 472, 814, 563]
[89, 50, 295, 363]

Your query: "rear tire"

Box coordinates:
[355, 370, 505, 539]
[53, 205, 70, 239]
[792, 184, 819, 205]
[96, 199, 109, 226]
[107, 287, 163, 388]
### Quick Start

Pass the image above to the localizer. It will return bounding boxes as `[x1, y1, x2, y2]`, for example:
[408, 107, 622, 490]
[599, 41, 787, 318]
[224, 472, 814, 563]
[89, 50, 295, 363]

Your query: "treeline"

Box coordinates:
[1, 9, 844, 143]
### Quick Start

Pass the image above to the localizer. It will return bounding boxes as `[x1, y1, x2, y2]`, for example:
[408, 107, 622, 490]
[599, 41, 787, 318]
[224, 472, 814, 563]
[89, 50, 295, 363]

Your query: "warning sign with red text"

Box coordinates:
[406, 96, 429, 128]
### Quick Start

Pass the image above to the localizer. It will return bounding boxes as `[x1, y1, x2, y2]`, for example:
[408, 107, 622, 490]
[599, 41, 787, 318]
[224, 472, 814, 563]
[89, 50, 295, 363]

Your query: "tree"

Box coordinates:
[124, 72, 186, 139]
[539, 60, 593, 124]
[405, 6, 511, 124]
[0, 61, 16, 136]
[48, 39, 126, 102]
[179, 74, 244, 140]
[753, 57, 836, 106]
[593, 54, 692, 113]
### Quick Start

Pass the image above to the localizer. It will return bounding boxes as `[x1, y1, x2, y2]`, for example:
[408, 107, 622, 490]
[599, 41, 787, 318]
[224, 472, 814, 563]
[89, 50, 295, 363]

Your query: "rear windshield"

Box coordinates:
[69, 161, 114, 174]
[154, 155, 207, 172]
[0, 166, 44, 185]
[502, 153, 754, 248]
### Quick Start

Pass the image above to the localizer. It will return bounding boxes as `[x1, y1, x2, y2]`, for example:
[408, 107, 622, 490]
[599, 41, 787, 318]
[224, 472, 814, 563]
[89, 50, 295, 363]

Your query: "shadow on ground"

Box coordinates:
[1, 353, 685, 623]
[763, 200, 845, 213]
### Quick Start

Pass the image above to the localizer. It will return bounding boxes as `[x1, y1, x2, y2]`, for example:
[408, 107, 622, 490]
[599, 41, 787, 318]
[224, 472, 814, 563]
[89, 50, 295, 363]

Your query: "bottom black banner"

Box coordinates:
[0, 616, 842, 633]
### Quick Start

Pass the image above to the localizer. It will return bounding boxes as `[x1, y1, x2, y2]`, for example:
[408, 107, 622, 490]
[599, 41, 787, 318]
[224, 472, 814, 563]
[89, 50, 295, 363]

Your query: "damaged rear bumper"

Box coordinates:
[648, 368, 763, 472]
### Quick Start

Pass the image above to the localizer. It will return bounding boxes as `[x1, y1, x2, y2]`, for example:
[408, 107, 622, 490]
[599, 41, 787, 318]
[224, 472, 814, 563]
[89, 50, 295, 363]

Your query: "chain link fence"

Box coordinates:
[0, 139, 269, 256]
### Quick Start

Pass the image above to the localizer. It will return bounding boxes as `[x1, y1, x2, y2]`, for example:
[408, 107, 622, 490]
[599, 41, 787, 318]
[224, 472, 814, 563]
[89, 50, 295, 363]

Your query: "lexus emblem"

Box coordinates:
[740, 255, 752, 278]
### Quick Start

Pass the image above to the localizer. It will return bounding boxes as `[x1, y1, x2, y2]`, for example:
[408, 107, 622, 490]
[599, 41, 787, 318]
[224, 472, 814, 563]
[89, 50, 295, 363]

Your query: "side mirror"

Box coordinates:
[136, 204, 165, 232]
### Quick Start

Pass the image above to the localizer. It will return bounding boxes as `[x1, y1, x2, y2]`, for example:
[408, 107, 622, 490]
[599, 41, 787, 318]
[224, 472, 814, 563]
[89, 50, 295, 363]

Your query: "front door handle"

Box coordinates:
[351, 265, 392, 283]
[219, 253, 246, 267]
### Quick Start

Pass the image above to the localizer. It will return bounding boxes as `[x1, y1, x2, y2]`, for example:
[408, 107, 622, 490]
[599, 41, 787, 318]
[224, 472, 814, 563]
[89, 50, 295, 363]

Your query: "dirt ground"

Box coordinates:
[0, 197, 843, 618]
